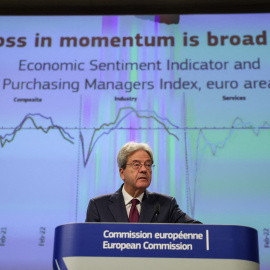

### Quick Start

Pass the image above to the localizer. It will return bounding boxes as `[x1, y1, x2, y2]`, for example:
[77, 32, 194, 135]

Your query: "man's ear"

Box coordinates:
[119, 168, 125, 180]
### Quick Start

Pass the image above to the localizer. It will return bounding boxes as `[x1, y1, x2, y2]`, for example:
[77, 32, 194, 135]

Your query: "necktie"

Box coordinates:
[129, 199, 140, 222]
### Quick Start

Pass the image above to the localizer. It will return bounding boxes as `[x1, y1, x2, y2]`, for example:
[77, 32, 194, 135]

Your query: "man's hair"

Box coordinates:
[117, 141, 154, 169]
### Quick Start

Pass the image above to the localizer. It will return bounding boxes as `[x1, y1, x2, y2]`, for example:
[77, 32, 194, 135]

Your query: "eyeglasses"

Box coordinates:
[125, 162, 155, 170]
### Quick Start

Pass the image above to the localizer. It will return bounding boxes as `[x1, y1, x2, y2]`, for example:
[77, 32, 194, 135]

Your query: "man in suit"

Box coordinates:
[86, 142, 201, 224]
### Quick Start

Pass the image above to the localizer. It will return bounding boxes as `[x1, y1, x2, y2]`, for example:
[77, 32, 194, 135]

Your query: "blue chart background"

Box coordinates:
[0, 14, 269, 269]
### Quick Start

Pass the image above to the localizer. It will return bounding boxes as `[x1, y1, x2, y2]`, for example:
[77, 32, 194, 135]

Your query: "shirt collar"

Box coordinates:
[122, 185, 144, 206]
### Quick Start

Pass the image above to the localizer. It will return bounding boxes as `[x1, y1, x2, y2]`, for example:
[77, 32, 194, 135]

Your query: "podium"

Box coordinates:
[53, 223, 259, 270]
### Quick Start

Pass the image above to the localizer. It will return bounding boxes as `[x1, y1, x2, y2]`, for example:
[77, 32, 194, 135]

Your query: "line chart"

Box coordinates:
[0, 109, 269, 220]
[1, 111, 269, 169]
[80, 106, 180, 167]
[1, 106, 269, 219]
[187, 117, 270, 218]
[0, 113, 75, 147]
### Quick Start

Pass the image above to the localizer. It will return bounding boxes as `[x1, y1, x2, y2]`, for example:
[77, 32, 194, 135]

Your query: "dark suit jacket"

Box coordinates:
[85, 186, 201, 223]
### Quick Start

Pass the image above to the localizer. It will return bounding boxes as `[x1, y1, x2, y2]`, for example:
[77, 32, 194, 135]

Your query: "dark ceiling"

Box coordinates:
[1, 0, 270, 15]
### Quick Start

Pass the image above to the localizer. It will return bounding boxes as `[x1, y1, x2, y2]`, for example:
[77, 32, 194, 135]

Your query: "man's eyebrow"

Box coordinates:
[131, 159, 151, 162]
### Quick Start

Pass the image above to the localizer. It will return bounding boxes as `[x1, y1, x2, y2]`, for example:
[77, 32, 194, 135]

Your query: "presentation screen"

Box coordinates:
[0, 14, 269, 270]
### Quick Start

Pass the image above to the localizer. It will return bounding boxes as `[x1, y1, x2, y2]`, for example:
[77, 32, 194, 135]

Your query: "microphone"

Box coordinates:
[154, 202, 160, 222]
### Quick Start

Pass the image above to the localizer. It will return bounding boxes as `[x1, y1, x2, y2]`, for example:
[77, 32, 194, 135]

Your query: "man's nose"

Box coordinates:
[139, 164, 147, 172]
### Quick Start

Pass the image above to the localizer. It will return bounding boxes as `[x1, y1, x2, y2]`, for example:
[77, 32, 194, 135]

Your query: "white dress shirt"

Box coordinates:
[122, 186, 144, 217]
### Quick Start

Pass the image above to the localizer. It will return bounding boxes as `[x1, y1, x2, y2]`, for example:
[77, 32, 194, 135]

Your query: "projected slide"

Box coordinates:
[0, 14, 269, 270]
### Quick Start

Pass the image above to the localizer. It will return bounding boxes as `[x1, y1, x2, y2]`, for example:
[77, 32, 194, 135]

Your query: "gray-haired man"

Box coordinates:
[86, 142, 201, 224]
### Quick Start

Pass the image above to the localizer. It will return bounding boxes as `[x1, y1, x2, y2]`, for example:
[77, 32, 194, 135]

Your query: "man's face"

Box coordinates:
[120, 150, 152, 197]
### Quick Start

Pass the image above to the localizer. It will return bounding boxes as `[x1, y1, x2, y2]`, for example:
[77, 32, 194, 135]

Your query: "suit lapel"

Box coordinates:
[139, 190, 156, 222]
[107, 187, 157, 223]
[108, 187, 129, 222]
